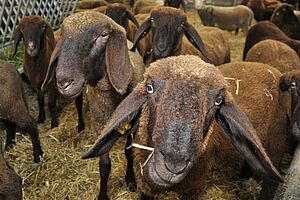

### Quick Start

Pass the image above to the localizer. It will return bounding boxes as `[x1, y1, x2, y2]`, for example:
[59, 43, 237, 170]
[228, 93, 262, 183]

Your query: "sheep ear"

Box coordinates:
[126, 10, 139, 28]
[106, 29, 132, 95]
[82, 89, 147, 159]
[130, 18, 151, 51]
[12, 26, 22, 57]
[41, 40, 61, 92]
[182, 22, 211, 62]
[45, 24, 56, 49]
[279, 72, 292, 91]
[215, 98, 283, 182]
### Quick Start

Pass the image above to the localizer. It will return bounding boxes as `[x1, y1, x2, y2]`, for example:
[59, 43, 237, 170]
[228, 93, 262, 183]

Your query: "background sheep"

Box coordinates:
[196, 2, 254, 35]
[83, 55, 284, 200]
[0, 60, 43, 163]
[12, 16, 57, 128]
[105, 3, 139, 42]
[41, 11, 144, 200]
[133, 0, 163, 14]
[270, 3, 300, 40]
[131, 7, 230, 65]
[243, 21, 300, 60]
[0, 141, 22, 200]
[245, 39, 300, 73]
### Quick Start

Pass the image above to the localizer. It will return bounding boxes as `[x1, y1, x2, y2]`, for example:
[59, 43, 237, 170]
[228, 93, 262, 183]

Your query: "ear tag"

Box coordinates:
[115, 123, 132, 134]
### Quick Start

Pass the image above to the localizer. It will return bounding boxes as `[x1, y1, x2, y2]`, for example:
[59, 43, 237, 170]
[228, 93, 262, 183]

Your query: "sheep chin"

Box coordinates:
[58, 79, 87, 98]
[143, 151, 193, 190]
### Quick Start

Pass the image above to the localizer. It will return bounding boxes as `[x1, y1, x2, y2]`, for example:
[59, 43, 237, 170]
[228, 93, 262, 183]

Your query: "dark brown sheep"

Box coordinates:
[76, 0, 108, 9]
[105, 3, 139, 42]
[245, 39, 300, 73]
[242, 0, 282, 21]
[0, 60, 43, 163]
[270, 3, 300, 40]
[13, 15, 85, 132]
[243, 21, 300, 60]
[0, 142, 22, 200]
[164, 0, 185, 10]
[83, 56, 284, 200]
[131, 7, 230, 65]
[41, 11, 144, 200]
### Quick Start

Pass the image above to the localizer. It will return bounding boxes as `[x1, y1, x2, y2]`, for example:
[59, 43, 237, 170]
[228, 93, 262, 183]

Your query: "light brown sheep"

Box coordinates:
[41, 11, 144, 200]
[83, 56, 285, 200]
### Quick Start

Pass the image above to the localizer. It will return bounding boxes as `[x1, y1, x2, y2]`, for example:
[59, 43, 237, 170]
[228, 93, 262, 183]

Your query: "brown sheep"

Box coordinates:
[270, 3, 300, 40]
[0, 60, 43, 163]
[243, 21, 300, 60]
[83, 56, 285, 200]
[245, 39, 300, 73]
[41, 11, 144, 200]
[13, 16, 85, 132]
[131, 7, 230, 65]
[133, 0, 163, 14]
[242, 0, 281, 21]
[0, 142, 22, 200]
[105, 3, 139, 42]
[76, 0, 108, 9]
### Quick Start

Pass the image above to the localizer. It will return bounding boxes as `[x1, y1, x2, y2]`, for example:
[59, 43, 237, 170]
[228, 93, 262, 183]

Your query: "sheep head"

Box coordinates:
[42, 11, 132, 97]
[280, 70, 300, 142]
[83, 55, 283, 189]
[164, 0, 185, 10]
[13, 15, 55, 57]
[131, 7, 209, 63]
[105, 3, 139, 29]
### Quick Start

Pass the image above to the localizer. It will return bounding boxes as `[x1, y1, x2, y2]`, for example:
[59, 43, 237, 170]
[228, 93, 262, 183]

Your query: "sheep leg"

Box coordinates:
[75, 94, 85, 133]
[259, 178, 279, 200]
[98, 153, 111, 200]
[4, 121, 16, 150]
[140, 193, 154, 200]
[37, 91, 46, 124]
[16, 119, 43, 163]
[125, 134, 137, 192]
[48, 87, 59, 129]
[234, 28, 239, 35]
[239, 161, 253, 179]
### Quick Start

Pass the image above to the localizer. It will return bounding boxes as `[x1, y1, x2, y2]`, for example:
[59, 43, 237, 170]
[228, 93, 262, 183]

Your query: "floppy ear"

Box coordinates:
[12, 26, 23, 57]
[130, 18, 151, 51]
[215, 97, 283, 182]
[82, 89, 147, 159]
[126, 10, 139, 28]
[41, 40, 61, 92]
[182, 22, 211, 62]
[279, 72, 292, 91]
[106, 28, 132, 95]
[45, 23, 56, 49]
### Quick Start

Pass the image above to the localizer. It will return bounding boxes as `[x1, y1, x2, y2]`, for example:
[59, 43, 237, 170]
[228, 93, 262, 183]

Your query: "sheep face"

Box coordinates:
[105, 3, 139, 29]
[42, 11, 132, 97]
[280, 70, 300, 141]
[13, 16, 55, 57]
[131, 7, 209, 63]
[0, 158, 22, 200]
[83, 55, 283, 190]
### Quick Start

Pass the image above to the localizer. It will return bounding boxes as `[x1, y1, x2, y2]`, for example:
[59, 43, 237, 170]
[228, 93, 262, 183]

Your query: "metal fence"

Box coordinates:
[0, 0, 79, 48]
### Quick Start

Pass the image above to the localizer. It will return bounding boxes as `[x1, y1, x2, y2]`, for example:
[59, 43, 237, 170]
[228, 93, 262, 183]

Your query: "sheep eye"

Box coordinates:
[291, 82, 296, 88]
[101, 31, 109, 38]
[215, 96, 223, 106]
[180, 22, 185, 28]
[146, 83, 154, 94]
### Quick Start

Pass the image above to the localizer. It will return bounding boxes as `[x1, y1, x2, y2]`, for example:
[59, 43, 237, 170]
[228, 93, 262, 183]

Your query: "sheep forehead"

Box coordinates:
[145, 55, 227, 88]
[62, 11, 122, 37]
[20, 15, 44, 25]
[152, 6, 186, 18]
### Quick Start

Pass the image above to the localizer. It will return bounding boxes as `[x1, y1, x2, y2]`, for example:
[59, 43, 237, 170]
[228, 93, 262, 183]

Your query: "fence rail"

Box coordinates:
[0, 0, 78, 48]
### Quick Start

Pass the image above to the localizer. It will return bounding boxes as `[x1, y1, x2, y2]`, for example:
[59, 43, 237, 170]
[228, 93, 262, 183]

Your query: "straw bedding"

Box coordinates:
[0, 7, 289, 200]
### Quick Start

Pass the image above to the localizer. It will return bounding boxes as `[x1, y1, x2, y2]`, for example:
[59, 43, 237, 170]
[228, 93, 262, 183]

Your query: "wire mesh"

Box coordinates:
[0, 0, 78, 48]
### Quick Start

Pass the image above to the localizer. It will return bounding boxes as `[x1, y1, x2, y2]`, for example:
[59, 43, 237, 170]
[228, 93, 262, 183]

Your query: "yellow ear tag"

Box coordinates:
[115, 123, 132, 134]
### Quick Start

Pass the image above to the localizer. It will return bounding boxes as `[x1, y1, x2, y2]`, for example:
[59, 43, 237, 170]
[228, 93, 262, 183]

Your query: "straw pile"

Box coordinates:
[0, 7, 289, 200]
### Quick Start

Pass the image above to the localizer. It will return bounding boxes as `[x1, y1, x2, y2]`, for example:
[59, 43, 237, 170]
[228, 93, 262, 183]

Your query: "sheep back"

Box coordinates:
[216, 61, 289, 167]
[245, 39, 300, 73]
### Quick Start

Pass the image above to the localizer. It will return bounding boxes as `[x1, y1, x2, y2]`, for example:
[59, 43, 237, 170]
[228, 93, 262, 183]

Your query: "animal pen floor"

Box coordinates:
[0, 8, 289, 200]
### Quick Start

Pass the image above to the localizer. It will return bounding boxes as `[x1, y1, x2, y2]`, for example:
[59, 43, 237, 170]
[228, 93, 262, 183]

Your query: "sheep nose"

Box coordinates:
[157, 43, 167, 52]
[57, 79, 73, 90]
[163, 155, 188, 174]
[28, 41, 35, 50]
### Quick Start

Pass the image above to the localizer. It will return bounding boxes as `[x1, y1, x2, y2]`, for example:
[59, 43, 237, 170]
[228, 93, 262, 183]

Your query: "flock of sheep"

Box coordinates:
[1, 0, 300, 199]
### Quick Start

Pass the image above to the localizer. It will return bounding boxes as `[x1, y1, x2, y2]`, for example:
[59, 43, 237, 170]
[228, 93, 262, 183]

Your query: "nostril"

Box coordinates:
[57, 79, 73, 90]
